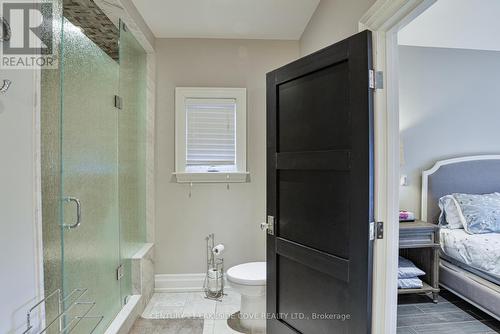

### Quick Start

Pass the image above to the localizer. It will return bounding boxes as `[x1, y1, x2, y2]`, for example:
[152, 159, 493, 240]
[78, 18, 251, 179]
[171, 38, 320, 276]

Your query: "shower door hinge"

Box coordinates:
[369, 70, 384, 90]
[116, 264, 124, 280]
[114, 95, 123, 110]
[370, 221, 384, 240]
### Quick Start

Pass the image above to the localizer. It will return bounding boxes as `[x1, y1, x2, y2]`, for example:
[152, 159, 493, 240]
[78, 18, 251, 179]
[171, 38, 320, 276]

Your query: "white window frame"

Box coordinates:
[174, 87, 248, 183]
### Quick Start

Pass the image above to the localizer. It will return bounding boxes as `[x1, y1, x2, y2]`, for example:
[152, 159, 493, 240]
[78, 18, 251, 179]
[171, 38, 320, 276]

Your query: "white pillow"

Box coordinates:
[438, 195, 465, 229]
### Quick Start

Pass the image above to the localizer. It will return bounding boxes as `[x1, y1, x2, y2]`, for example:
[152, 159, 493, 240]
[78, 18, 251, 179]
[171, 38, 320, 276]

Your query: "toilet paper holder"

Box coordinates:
[203, 233, 225, 301]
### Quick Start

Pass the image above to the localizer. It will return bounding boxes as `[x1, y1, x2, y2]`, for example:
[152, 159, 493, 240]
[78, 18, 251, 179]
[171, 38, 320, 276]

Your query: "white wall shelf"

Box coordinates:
[173, 172, 249, 183]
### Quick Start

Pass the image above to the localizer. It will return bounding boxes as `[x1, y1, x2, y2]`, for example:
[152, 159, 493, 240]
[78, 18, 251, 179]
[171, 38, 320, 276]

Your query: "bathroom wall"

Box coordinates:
[299, 0, 376, 56]
[0, 68, 42, 333]
[399, 45, 500, 218]
[155, 38, 299, 275]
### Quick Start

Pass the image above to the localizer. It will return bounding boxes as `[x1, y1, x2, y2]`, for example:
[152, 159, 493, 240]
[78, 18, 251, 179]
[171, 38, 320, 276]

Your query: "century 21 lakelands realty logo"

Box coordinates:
[0, 0, 57, 69]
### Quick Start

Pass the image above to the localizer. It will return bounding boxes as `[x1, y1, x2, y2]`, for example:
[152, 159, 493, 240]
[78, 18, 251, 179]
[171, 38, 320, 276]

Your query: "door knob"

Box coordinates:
[260, 216, 275, 235]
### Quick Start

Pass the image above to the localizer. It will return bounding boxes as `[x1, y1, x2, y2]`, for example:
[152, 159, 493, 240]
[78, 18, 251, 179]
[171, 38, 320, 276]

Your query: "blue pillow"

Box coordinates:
[398, 277, 423, 289]
[453, 193, 500, 234]
[398, 256, 425, 279]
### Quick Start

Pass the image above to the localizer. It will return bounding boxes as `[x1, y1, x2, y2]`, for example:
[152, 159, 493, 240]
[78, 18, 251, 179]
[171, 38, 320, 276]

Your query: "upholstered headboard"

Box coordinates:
[421, 155, 500, 224]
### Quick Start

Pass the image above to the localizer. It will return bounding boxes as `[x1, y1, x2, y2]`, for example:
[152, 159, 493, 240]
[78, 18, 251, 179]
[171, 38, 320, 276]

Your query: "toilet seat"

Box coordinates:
[227, 262, 266, 286]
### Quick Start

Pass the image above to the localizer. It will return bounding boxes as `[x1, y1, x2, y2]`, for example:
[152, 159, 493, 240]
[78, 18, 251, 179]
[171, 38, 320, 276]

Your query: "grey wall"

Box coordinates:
[399, 46, 500, 218]
[299, 0, 376, 56]
[155, 38, 299, 274]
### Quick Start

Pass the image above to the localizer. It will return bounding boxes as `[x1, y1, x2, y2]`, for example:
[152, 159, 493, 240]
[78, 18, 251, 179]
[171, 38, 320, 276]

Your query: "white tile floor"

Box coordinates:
[142, 290, 250, 334]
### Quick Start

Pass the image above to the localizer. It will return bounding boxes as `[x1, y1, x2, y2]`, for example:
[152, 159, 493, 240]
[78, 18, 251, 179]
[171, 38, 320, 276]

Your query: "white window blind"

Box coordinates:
[186, 98, 236, 171]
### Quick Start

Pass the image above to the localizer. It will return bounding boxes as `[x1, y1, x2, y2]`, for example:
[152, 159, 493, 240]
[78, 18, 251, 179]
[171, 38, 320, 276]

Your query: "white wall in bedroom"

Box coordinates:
[399, 45, 500, 219]
[398, 0, 500, 52]
[154, 38, 299, 275]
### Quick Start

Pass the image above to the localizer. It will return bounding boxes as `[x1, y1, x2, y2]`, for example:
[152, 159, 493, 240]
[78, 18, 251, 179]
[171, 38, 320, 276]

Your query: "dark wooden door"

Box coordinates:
[266, 30, 374, 334]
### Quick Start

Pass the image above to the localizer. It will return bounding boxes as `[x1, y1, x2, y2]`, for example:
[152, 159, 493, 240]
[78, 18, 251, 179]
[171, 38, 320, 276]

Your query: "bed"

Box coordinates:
[421, 155, 500, 320]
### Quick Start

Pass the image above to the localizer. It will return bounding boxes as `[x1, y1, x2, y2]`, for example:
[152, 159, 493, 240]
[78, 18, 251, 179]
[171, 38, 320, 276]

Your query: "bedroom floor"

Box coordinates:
[397, 289, 500, 333]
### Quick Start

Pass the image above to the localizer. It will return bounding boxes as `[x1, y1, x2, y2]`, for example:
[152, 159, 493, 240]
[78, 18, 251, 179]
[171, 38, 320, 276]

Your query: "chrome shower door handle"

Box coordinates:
[63, 197, 81, 229]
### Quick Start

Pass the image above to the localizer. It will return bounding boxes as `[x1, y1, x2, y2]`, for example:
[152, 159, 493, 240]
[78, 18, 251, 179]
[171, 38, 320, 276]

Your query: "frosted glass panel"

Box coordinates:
[118, 21, 147, 299]
[41, 2, 63, 331]
[60, 18, 121, 333]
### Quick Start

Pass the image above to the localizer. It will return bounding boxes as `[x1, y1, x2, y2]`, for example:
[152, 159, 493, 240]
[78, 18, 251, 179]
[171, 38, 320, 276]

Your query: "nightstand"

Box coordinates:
[398, 221, 440, 303]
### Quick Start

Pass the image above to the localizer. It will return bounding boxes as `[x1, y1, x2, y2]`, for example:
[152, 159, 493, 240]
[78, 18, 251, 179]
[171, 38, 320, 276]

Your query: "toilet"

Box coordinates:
[226, 262, 266, 331]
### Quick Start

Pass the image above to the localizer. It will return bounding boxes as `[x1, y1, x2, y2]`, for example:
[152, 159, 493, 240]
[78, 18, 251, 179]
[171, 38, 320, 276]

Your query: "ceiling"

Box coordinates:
[398, 0, 500, 52]
[131, 0, 320, 40]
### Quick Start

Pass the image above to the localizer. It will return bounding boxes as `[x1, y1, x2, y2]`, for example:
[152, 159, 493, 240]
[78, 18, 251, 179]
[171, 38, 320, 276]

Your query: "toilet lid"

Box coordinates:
[227, 262, 266, 286]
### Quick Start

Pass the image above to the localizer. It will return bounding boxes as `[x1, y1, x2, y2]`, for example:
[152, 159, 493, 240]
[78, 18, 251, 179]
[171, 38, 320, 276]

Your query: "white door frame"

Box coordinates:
[359, 0, 437, 333]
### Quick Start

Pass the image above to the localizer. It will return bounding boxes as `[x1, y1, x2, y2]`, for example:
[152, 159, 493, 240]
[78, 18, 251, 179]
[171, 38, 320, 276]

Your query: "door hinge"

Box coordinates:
[116, 264, 124, 280]
[114, 95, 123, 110]
[369, 221, 384, 240]
[369, 70, 384, 90]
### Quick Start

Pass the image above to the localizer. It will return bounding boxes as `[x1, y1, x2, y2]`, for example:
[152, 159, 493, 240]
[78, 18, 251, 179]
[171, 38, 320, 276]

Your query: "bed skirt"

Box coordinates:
[440, 260, 500, 320]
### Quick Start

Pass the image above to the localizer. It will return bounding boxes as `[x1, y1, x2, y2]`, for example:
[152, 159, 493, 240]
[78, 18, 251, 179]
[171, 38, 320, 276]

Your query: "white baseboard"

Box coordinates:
[155, 273, 206, 292]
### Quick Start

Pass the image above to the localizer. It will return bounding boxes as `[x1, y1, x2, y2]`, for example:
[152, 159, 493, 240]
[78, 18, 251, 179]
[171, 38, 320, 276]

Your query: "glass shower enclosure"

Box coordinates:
[42, 1, 147, 332]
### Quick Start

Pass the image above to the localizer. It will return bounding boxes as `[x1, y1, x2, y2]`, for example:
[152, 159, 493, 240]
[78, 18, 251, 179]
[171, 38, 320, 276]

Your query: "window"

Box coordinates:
[174, 87, 248, 183]
[186, 98, 236, 172]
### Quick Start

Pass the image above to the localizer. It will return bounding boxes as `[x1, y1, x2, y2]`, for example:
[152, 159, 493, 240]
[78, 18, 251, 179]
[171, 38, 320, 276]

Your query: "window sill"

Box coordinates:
[173, 172, 249, 183]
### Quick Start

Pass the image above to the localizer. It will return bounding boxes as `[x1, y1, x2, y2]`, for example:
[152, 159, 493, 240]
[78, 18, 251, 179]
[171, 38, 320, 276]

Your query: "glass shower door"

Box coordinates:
[118, 20, 147, 302]
[60, 17, 121, 333]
